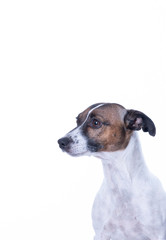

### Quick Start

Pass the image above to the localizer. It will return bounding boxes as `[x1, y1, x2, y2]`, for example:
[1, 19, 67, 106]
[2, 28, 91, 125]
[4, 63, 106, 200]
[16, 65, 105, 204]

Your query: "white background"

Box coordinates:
[0, 0, 166, 239]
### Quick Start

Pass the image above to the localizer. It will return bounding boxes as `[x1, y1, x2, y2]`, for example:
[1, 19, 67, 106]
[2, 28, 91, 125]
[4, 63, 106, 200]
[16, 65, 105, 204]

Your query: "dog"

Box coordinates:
[58, 103, 166, 240]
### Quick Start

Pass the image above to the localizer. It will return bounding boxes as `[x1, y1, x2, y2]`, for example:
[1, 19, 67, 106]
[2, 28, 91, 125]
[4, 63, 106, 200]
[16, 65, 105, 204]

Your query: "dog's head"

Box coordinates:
[58, 103, 156, 157]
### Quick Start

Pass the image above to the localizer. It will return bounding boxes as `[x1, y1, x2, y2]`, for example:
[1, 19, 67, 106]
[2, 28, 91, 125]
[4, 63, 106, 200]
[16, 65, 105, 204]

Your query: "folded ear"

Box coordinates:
[124, 110, 156, 136]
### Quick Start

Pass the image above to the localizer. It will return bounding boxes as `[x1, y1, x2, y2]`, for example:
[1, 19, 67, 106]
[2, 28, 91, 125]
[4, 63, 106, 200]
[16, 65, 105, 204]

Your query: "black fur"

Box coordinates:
[87, 139, 103, 152]
[125, 110, 156, 136]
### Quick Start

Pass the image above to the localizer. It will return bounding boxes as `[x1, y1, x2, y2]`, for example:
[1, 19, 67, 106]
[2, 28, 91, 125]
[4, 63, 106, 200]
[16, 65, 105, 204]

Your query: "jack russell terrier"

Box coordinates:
[58, 103, 166, 240]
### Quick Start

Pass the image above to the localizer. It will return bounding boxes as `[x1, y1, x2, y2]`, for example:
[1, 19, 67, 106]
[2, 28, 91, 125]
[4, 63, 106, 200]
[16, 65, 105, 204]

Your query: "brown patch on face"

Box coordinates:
[76, 103, 103, 126]
[76, 108, 90, 126]
[83, 104, 133, 152]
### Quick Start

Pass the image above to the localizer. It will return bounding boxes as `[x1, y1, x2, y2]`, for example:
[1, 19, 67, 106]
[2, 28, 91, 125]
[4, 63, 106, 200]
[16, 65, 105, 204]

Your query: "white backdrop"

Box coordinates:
[0, 0, 166, 239]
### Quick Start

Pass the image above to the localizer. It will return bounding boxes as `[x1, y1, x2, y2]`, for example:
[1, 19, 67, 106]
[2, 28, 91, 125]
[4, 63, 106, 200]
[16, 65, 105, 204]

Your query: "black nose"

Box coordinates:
[58, 137, 70, 149]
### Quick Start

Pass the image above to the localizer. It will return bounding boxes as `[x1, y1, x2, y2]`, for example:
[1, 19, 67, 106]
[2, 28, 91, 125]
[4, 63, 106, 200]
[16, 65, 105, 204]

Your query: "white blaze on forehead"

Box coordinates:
[67, 103, 105, 139]
[80, 103, 105, 128]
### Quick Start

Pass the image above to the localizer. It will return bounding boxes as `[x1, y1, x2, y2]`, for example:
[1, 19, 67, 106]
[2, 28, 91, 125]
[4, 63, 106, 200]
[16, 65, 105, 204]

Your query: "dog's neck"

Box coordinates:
[93, 132, 148, 190]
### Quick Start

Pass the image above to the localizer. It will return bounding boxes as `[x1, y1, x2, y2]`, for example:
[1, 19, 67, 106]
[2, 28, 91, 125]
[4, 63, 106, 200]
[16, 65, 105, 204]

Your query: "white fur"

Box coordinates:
[92, 132, 166, 240]
[66, 126, 88, 156]
[60, 105, 166, 239]
[66, 104, 105, 156]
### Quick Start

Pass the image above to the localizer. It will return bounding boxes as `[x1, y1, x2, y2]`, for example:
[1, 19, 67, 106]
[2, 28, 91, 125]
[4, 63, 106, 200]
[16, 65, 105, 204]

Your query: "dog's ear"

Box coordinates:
[124, 110, 156, 136]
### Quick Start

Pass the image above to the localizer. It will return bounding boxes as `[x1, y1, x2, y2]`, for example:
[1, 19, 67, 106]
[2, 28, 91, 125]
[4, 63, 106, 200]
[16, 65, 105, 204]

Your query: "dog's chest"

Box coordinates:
[91, 159, 143, 237]
[92, 180, 135, 230]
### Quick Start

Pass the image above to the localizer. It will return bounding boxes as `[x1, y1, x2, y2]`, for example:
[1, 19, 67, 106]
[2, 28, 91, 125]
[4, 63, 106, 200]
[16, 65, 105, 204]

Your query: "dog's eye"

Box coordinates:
[90, 118, 102, 129]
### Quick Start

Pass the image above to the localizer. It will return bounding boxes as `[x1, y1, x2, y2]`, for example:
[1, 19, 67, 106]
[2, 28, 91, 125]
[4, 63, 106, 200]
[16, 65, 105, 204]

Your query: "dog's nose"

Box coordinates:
[58, 137, 70, 149]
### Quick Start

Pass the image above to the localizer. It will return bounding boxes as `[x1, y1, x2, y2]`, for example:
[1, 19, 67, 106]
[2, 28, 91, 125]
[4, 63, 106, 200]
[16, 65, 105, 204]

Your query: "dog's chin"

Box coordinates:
[65, 148, 91, 157]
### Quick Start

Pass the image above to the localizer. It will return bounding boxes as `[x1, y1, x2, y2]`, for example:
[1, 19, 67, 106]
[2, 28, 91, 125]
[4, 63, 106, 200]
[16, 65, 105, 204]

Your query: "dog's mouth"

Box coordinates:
[63, 147, 90, 157]
[58, 137, 90, 157]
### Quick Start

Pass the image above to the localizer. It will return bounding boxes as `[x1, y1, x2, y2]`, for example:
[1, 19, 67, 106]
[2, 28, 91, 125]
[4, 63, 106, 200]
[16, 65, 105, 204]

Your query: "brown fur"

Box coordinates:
[78, 104, 133, 152]
[76, 107, 91, 126]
